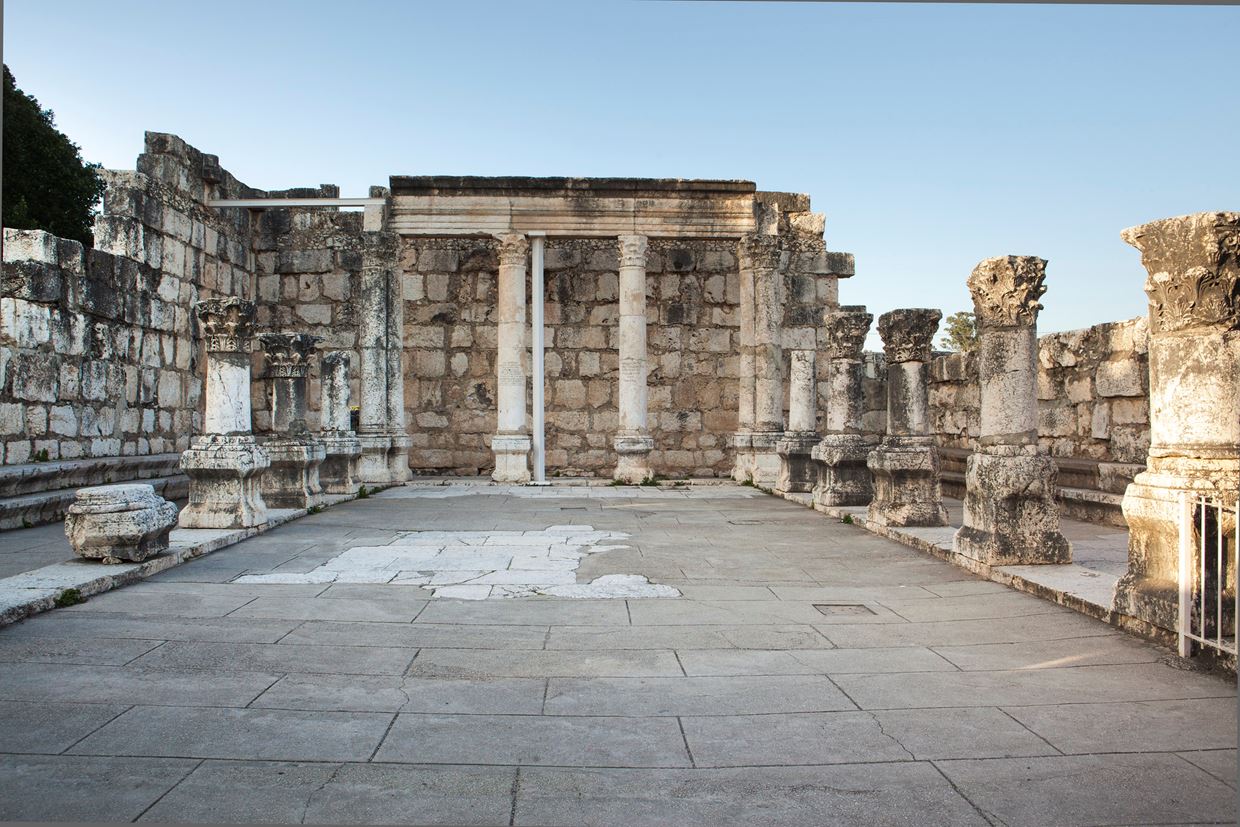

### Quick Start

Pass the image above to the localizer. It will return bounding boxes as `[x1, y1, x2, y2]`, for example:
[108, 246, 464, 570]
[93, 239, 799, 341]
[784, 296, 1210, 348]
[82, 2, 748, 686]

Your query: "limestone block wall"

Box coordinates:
[398, 236, 842, 476]
[250, 204, 364, 434]
[927, 316, 1151, 478]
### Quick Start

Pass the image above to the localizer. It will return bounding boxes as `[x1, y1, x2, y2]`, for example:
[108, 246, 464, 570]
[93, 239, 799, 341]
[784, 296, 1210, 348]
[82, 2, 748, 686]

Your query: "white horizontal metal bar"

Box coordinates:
[207, 198, 384, 209]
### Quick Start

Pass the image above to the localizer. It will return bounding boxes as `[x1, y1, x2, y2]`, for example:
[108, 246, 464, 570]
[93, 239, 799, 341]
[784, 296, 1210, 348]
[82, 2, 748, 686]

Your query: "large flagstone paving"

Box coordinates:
[0, 483, 1234, 825]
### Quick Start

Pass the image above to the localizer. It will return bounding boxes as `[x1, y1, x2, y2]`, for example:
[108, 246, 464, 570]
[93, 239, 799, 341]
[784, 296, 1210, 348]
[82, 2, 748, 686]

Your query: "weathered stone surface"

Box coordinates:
[1115, 212, 1240, 633]
[64, 484, 178, 563]
[614, 235, 653, 483]
[868, 309, 946, 527]
[955, 257, 1069, 566]
[813, 307, 874, 508]
[775, 350, 816, 494]
[258, 332, 325, 508]
[319, 351, 360, 495]
[178, 434, 270, 529]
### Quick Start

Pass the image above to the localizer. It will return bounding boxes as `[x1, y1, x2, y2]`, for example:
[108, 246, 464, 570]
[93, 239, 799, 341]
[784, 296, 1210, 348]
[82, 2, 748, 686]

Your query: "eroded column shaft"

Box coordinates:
[812, 306, 874, 508]
[492, 233, 531, 483]
[614, 234, 654, 482]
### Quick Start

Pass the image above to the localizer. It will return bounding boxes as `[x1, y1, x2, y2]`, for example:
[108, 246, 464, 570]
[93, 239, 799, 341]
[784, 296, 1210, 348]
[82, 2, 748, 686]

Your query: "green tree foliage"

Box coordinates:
[940, 311, 978, 352]
[3, 65, 104, 246]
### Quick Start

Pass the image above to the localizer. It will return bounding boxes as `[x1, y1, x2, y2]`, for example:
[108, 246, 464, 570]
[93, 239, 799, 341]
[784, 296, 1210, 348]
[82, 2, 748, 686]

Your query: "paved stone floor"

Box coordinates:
[0, 483, 1234, 825]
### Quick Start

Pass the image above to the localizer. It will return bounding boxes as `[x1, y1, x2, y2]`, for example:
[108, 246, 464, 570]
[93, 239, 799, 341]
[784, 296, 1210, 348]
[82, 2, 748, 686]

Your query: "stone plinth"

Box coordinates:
[65, 484, 178, 563]
[179, 434, 270, 528]
[867, 308, 947, 527]
[614, 434, 655, 483]
[319, 433, 362, 495]
[492, 434, 532, 484]
[954, 256, 1070, 567]
[179, 299, 270, 529]
[357, 434, 394, 485]
[258, 333, 325, 510]
[812, 306, 874, 508]
[388, 434, 413, 483]
[262, 439, 326, 509]
[1115, 212, 1240, 632]
[776, 350, 817, 494]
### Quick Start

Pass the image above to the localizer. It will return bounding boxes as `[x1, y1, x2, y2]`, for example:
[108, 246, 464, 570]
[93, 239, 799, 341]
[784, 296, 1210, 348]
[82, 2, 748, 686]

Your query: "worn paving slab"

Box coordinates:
[0, 482, 1233, 824]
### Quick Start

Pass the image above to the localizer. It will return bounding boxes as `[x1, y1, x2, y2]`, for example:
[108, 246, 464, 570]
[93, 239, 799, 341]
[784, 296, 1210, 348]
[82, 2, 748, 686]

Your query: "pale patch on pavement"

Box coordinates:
[234, 526, 681, 600]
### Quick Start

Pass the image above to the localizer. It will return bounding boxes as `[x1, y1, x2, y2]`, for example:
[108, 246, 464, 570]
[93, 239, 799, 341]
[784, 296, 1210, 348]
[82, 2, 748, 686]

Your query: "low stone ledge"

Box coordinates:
[0, 488, 382, 628]
[0, 474, 188, 531]
[0, 454, 184, 499]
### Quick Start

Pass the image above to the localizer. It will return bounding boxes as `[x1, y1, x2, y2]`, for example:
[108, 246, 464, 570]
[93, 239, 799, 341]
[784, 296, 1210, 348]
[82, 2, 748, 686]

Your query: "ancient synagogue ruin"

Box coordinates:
[0, 132, 1236, 661]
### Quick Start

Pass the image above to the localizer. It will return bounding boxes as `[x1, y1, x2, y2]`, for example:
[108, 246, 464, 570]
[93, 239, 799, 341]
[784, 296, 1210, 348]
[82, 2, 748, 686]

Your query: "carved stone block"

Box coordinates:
[65, 484, 178, 563]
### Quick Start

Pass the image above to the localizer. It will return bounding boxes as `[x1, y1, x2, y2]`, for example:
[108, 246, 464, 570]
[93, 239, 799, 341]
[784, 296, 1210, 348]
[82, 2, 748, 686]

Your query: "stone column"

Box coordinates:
[867, 308, 948, 527]
[357, 230, 396, 484]
[178, 298, 270, 528]
[732, 241, 757, 481]
[954, 257, 1071, 567]
[492, 232, 531, 482]
[318, 351, 362, 495]
[258, 333, 326, 510]
[811, 306, 875, 508]
[1115, 212, 1240, 632]
[384, 236, 413, 484]
[613, 234, 654, 482]
[742, 234, 785, 485]
[775, 350, 818, 494]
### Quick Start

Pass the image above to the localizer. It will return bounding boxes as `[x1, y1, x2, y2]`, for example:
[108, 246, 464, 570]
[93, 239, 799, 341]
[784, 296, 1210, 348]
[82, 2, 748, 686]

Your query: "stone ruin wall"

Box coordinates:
[924, 316, 1151, 491]
[0, 133, 261, 464]
[389, 236, 842, 477]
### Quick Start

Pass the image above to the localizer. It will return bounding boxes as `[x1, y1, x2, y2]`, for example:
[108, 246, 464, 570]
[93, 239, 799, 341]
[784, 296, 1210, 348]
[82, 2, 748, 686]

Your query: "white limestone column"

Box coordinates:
[774, 349, 818, 494]
[178, 298, 270, 529]
[356, 230, 394, 484]
[257, 332, 325, 510]
[742, 234, 785, 485]
[382, 234, 412, 483]
[492, 232, 531, 482]
[811, 306, 875, 508]
[786, 350, 816, 433]
[614, 234, 654, 482]
[319, 351, 362, 495]
[733, 250, 757, 480]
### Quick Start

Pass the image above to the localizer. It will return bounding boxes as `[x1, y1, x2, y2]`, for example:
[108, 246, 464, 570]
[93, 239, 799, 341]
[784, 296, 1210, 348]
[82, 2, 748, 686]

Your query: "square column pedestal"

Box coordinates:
[614, 434, 655, 483]
[492, 434, 532, 483]
[319, 433, 362, 495]
[179, 435, 271, 529]
[812, 434, 876, 508]
[750, 432, 783, 487]
[731, 434, 755, 483]
[867, 437, 949, 527]
[261, 438, 326, 510]
[356, 433, 411, 487]
[775, 433, 819, 495]
[954, 447, 1071, 566]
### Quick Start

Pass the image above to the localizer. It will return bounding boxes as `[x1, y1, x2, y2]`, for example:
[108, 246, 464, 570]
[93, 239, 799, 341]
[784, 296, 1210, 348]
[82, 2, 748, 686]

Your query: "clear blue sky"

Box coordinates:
[6, 0, 1238, 345]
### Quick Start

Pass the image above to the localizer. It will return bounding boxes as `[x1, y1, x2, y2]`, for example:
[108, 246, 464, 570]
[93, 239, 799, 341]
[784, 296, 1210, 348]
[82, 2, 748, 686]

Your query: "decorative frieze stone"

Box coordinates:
[813, 306, 875, 508]
[955, 256, 1070, 567]
[1116, 212, 1240, 632]
[867, 308, 947, 527]
[65, 483, 178, 563]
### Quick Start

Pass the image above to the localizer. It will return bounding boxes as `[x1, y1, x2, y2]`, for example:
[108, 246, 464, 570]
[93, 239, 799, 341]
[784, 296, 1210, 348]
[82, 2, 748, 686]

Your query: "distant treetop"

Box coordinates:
[940, 311, 978, 353]
[3, 64, 104, 247]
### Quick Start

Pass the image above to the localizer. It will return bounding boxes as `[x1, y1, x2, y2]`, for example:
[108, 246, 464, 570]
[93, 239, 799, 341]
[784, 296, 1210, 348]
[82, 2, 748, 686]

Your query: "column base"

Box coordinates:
[320, 432, 362, 495]
[953, 449, 1071, 566]
[66, 484, 179, 563]
[750, 431, 783, 488]
[811, 434, 876, 508]
[775, 431, 819, 495]
[613, 434, 655, 483]
[356, 433, 394, 485]
[866, 438, 948, 527]
[491, 434, 532, 483]
[731, 432, 754, 482]
[1114, 460, 1240, 634]
[261, 437, 326, 510]
[178, 434, 271, 529]
[388, 434, 414, 484]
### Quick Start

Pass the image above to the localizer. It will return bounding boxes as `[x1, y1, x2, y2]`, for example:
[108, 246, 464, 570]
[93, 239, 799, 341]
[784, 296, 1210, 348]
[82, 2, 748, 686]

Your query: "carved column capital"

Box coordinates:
[617, 234, 648, 269]
[968, 256, 1048, 328]
[258, 333, 323, 378]
[877, 308, 941, 363]
[496, 232, 529, 266]
[737, 233, 781, 273]
[1121, 211, 1240, 335]
[194, 298, 257, 353]
[823, 305, 872, 360]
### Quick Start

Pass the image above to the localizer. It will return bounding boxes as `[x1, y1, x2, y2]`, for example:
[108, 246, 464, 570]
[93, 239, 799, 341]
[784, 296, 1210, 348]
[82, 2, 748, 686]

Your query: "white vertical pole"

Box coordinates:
[530, 233, 546, 484]
[1178, 491, 1192, 657]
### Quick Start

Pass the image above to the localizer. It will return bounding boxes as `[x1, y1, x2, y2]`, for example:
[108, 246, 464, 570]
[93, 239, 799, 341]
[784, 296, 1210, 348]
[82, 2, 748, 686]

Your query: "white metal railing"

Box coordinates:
[1178, 492, 1239, 658]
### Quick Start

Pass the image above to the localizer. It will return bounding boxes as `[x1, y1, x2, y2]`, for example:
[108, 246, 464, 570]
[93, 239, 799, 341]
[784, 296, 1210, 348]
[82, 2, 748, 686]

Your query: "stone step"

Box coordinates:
[0, 473, 188, 531]
[0, 454, 183, 498]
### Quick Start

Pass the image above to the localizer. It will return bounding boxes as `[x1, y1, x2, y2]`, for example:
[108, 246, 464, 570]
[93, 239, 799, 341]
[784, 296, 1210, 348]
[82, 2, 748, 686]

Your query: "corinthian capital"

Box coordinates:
[877, 308, 941, 364]
[194, 298, 257, 353]
[823, 305, 872, 361]
[1121, 211, 1240, 335]
[737, 233, 781, 273]
[967, 256, 1048, 329]
[258, 333, 323, 378]
[496, 233, 529, 266]
[618, 234, 648, 269]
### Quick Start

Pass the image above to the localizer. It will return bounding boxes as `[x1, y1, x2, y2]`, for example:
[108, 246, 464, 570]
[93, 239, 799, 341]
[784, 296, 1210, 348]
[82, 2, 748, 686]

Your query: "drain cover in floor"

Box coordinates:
[813, 604, 876, 616]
